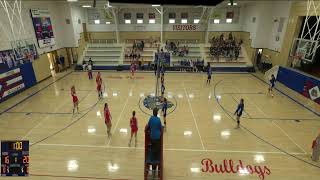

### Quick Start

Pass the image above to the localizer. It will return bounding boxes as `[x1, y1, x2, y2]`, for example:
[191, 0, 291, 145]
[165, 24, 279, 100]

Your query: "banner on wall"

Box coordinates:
[155, 52, 170, 65]
[0, 68, 25, 100]
[172, 24, 199, 31]
[30, 9, 55, 48]
[0, 41, 38, 73]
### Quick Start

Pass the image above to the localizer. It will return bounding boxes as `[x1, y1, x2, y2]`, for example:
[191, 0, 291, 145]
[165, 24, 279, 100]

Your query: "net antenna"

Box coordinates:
[0, 0, 26, 42]
[290, 0, 320, 63]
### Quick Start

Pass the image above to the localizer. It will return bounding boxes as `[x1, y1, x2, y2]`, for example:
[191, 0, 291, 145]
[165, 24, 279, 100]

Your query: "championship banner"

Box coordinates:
[30, 9, 55, 48]
[172, 24, 199, 31]
[0, 68, 25, 100]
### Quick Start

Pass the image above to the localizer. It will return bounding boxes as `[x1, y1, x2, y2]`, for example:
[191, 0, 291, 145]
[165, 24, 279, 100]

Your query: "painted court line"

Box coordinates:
[0, 71, 73, 115]
[250, 73, 320, 117]
[183, 82, 205, 150]
[272, 121, 307, 154]
[106, 85, 134, 147]
[36, 143, 306, 155]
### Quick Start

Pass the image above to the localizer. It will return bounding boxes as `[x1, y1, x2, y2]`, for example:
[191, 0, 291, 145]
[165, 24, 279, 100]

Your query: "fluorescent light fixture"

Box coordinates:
[214, 19, 220, 24]
[194, 19, 200, 24]
[254, 154, 265, 163]
[228, 2, 238, 6]
[82, 5, 91, 8]
[216, 95, 221, 100]
[119, 128, 128, 134]
[169, 19, 175, 24]
[184, 131, 192, 136]
[188, 94, 194, 98]
[67, 0, 78, 2]
[149, 19, 155, 24]
[103, 92, 108, 97]
[108, 162, 119, 172]
[94, 20, 100, 24]
[112, 92, 118, 97]
[107, 1, 112, 7]
[87, 126, 96, 134]
[190, 167, 200, 173]
[181, 19, 188, 24]
[152, 4, 160, 7]
[137, 19, 143, 24]
[125, 19, 131, 24]
[226, 18, 233, 23]
[96, 111, 101, 117]
[220, 130, 231, 139]
[213, 114, 221, 122]
[106, 21, 111, 24]
[67, 160, 79, 172]
[177, 94, 183, 98]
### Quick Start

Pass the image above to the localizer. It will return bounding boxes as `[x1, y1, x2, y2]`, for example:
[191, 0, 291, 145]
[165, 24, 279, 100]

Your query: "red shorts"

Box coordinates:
[97, 85, 102, 91]
[72, 96, 78, 103]
[131, 127, 138, 134]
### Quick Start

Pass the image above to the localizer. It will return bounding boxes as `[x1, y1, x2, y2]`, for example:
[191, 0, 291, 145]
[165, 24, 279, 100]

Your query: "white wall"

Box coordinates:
[0, 1, 84, 53]
[241, 1, 291, 51]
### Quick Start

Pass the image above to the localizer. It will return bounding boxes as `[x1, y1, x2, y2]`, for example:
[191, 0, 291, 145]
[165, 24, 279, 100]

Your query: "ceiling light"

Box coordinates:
[181, 19, 188, 24]
[82, 5, 91, 8]
[226, 18, 233, 23]
[106, 21, 111, 24]
[149, 19, 155, 24]
[169, 19, 175, 24]
[137, 19, 143, 24]
[107, 1, 112, 7]
[67, 0, 78, 2]
[125, 19, 131, 24]
[228, 2, 238, 6]
[214, 19, 220, 24]
[194, 19, 200, 24]
[152, 4, 161, 7]
[94, 20, 100, 24]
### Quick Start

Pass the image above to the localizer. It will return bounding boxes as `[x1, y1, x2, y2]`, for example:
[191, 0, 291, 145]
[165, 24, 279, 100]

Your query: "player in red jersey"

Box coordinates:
[104, 103, 112, 136]
[71, 86, 79, 114]
[96, 72, 103, 99]
[128, 111, 138, 147]
[130, 62, 136, 79]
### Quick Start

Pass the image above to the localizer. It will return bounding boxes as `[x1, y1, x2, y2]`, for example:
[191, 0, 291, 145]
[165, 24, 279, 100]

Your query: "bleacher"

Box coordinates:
[76, 37, 254, 72]
[79, 41, 124, 68]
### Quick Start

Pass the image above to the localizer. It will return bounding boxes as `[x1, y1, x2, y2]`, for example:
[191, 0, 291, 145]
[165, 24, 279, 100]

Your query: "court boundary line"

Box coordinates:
[106, 85, 134, 147]
[214, 79, 320, 169]
[29, 99, 100, 147]
[35, 143, 306, 155]
[0, 71, 73, 115]
[20, 90, 93, 141]
[271, 121, 307, 154]
[30, 174, 129, 180]
[250, 73, 320, 117]
[183, 82, 205, 150]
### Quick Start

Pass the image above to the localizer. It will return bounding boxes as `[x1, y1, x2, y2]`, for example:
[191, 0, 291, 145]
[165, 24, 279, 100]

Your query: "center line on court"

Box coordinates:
[36, 143, 306, 155]
[272, 121, 307, 154]
[183, 82, 205, 150]
[106, 85, 134, 147]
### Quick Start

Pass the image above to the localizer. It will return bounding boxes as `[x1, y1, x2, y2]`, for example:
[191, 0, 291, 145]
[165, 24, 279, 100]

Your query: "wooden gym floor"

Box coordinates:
[0, 70, 320, 180]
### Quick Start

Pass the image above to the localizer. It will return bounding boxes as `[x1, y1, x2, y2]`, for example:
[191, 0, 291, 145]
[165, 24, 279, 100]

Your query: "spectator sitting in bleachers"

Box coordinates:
[209, 33, 242, 61]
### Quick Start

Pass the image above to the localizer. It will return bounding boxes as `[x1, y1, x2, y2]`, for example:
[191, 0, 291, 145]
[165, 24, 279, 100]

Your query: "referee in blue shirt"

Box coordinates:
[145, 108, 163, 173]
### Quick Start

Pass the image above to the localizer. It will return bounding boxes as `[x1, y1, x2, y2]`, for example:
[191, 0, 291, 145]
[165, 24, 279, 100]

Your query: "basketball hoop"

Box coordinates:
[291, 52, 303, 68]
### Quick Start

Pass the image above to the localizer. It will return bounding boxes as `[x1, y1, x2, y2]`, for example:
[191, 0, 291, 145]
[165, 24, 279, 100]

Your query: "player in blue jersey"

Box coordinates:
[268, 74, 276, 97]
[206, 62, 212, 85]
[234, 98, 244, 129]
[162, 98, 168, 128]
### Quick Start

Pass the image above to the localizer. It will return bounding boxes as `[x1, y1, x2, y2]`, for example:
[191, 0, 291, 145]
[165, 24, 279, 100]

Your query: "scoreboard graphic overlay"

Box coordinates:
[1, 141, 29, 176]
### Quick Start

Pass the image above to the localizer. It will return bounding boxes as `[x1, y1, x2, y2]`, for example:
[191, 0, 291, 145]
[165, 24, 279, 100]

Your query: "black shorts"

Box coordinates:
[208, 75, 211, 80]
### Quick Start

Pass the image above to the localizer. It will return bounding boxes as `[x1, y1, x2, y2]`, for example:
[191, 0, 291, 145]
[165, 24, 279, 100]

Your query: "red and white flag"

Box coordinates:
[0, 68, 25, 99]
